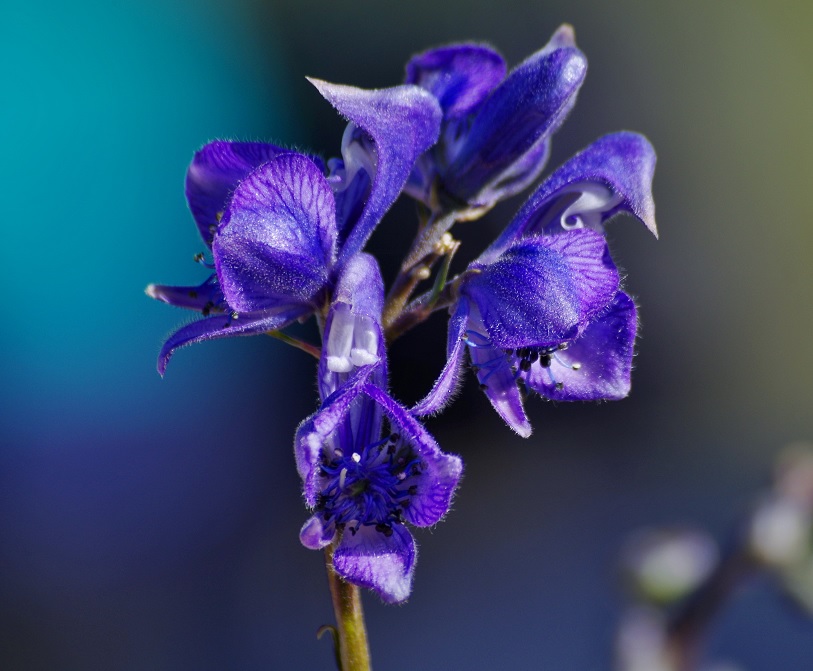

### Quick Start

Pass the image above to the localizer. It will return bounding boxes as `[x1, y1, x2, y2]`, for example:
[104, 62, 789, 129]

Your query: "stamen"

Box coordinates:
[193, 252, 215, 269]
[315, 432, 422, 537]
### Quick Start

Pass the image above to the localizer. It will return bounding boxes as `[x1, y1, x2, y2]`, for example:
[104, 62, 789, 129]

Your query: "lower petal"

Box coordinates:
[145, 275, 222, 312]
[472, 341, 531, 438]
[363, 384, 463, 527]
[333, 524, 416, 604]
[411, 300, 469, 417]
[525, 291, 637, 401]
[157, 305, 309, 375]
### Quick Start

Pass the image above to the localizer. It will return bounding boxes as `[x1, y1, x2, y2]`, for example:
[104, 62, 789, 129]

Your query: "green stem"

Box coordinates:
[383, 215, 460, 330]
[266, 330, 321, 359]
[384, 268, 471, 343]
[325, 542, 371, 671]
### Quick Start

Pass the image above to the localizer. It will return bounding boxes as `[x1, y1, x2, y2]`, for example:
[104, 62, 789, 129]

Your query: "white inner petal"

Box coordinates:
[349, 314, 380, 367]
[338, 122, 378, 192]
[326, 304, 355, 372]
[560, 182, 622, 230]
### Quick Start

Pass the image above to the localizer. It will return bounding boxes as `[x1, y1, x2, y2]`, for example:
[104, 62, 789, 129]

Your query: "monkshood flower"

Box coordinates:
[404, 25, 585, 216]
[147, 80, 442, 374]
[413, 132, 656, 437]
[296, 254, 462, 603]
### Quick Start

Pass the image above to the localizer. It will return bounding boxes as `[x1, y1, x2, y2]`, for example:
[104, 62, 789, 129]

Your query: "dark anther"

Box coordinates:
[411, 465, 421, 476]
[517, 348, 530, 359]
[188, 290, 198, 299]
[323, 512, 331, 521]
[387, 444, 396, 455]
[193, 252, 205, 263]
[479, 383, 488, 390]
[401, 500, 410, 508]
[557, 343, 569, 350]
[408, 485, 418, 496]
[349, 527, 358, 536]
[539, 353, 552, 368]
[519, 359, 532, 372]
[503, 348, 514, 355]
[375, 523, 394, 537]
[390, 433, 400, 442]
[555, 382, 564, 391]
[528, 351, 539, 364]
[201, 301, 214, 317]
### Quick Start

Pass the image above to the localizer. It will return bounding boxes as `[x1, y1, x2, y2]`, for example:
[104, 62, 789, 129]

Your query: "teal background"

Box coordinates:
[2, 0, 812, 668]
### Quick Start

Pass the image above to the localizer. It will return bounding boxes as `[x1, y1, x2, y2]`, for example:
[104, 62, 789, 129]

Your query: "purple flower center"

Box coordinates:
[466, 331, 582, 392]
[317, 434, 422, 537]
[504, 344, 581, 390]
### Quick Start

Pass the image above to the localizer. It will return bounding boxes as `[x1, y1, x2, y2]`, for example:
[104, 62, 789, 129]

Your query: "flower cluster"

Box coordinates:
[148, 25, 656, 604]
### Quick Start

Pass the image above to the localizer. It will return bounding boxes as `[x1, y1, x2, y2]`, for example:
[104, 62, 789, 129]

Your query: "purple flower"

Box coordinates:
[413, 132, 656, 437]
[296, 255, 462, 603]
[147, 81, 442, 374]
[404, 25, 586, 214]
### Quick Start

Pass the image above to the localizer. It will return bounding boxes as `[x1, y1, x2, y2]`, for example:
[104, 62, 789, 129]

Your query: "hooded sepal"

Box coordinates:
[442, 31, 587, 207]
[484, 133, 657, 260]
[213, 153, 338, 313]
[185, 141, 286, 247]
[405, 44, 506, 120]
[309, 79, 442, 262]
[463, 231, 620, 349]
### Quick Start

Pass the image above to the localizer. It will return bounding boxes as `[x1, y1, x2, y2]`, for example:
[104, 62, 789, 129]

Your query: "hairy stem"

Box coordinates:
[325, 543, 371, 671]
[383, 210, 459, 328]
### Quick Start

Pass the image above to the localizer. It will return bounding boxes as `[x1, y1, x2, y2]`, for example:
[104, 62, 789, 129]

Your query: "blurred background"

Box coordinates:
[2, 0, 812, 668]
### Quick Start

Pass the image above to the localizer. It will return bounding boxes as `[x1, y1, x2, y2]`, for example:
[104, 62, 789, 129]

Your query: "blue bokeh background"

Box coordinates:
[2, 1, 812, 668]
